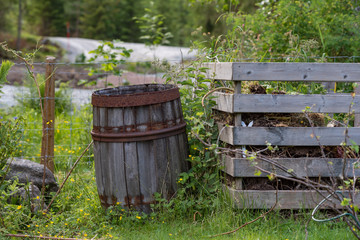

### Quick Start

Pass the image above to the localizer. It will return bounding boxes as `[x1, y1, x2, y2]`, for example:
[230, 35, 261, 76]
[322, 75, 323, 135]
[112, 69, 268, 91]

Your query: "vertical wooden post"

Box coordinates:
[355, 84, 360, 127]
[41, 56, 56, 172]
[234, 81, 243, 190]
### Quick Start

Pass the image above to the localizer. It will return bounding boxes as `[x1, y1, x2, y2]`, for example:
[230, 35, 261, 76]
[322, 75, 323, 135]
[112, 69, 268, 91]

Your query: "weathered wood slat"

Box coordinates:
[203, 62, 234, 80]
[93, 141, 104, 198]
[222, 155, 360, 178]
[124, 142, 141, 210]
[232, 94, 360, 113]
[218, 123, 360, 146]
[168, 135, 181, 192]
[225, 185, 360, 209]
[213, 92, 234, 113]
[177, 133, 189, 173]
[109, 142, 127, 206]
[137, 141, 155, 213]
[123, 106, 141, 210]
[154, 138, 172, 199]
[205, 62, 360, 82]
[100, 142, 111, 205]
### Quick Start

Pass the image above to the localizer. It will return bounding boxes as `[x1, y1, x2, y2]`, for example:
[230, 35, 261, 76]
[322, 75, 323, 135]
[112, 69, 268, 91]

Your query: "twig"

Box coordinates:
[201, 87, 234, 107]
[193, 211, 202, 221]
[45, 140, 93, 212]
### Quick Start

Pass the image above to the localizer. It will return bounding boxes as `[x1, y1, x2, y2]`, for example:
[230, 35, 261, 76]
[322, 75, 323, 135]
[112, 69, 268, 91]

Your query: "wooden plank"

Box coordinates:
[231, 62, 360, 82]
[123, 106, 141, 210]
[110, 142, 127, 208]
[124, 142, 141, 210]
[225, 185, 360, 209]
[232, 94, 360, 113]
[137, 141, 156, 213]
[153, 138, 171, 199]
[218, 124, 360, 146]
[234, 82, 242, 127]
[177, 133, 189, 173]
[355, 84, 360, 127]
[136, 104, 154, 213]
[124, 107, 134, 132]
[93, 107, 99, 126]
[107, 107, 123, 128]
[222, 155, 360, 178]
[217, 123, 234, 145]
[150, 103, 163, 128]
[204, 62, 360, 81]
[168, 135, 181, 193]
[100, 141, 112, 206]
[172, 99, 182, 125]
[135, 106, 149, 132]
[163, 101, 175, 126]
[213, 92, 234, 113]
[93, 141, 105, 200]
[203, 62, 234, 80]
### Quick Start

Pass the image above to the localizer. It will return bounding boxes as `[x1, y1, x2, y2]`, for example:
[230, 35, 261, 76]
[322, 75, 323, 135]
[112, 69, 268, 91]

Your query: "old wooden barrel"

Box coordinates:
[91, 84, 188, 212]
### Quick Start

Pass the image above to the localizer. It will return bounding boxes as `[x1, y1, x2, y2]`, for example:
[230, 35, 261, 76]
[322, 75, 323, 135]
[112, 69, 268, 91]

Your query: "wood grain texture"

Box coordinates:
[109, 142, 127, 207]
[225, 185, 360, 209]
[93, 141, 104, 198]
[205, 62, 360, 82]
[168, 135, 181, 193]
[124, 142, 141, 210]
[154, 138, 171, 199]
[222, 155, 360, 178]
[203, 62, 234, 80]
[218, 124, 360, 146]
[232, 94, 360, 113]
[137, 141, 155, 213]
[355, 84, 360, 127]
[41, 57, 56, 172]
[213, 92, 234, 113]
[100, 141, 111, 205]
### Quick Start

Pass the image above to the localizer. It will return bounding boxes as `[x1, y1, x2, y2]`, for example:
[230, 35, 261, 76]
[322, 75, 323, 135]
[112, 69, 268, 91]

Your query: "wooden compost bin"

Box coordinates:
[91, 84, 188, 213]
[205, 62, 360, 209]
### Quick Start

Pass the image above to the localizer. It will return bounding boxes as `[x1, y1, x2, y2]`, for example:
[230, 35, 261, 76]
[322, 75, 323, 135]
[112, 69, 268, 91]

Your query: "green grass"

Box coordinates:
[1, 168, 355, 240]
[1, 172, 356, 238]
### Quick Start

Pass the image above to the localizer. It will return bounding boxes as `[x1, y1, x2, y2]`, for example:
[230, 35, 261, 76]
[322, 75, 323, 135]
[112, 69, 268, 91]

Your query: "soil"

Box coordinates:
[213, 110, 325, 127]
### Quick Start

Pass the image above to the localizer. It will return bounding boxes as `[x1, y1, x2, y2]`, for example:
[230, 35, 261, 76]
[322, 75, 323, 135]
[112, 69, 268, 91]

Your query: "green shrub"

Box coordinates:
[199, 0, 360, 61]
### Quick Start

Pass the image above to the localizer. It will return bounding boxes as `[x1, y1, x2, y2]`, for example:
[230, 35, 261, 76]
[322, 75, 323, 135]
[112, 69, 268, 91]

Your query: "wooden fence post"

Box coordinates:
[355, 84, 360, 127]
[41, 56, 56, 172]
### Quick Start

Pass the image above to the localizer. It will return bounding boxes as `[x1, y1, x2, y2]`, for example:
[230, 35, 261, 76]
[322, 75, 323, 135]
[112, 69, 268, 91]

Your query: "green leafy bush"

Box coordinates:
[0, 60, 14, 95]
[199, 0, 360, 61]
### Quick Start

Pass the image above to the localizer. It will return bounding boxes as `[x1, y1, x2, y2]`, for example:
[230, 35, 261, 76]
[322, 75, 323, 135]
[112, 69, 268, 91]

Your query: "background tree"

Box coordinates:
[26, 0, 66, 36]
[0, 1, 16, 33]
[64, 0, 83, 37]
